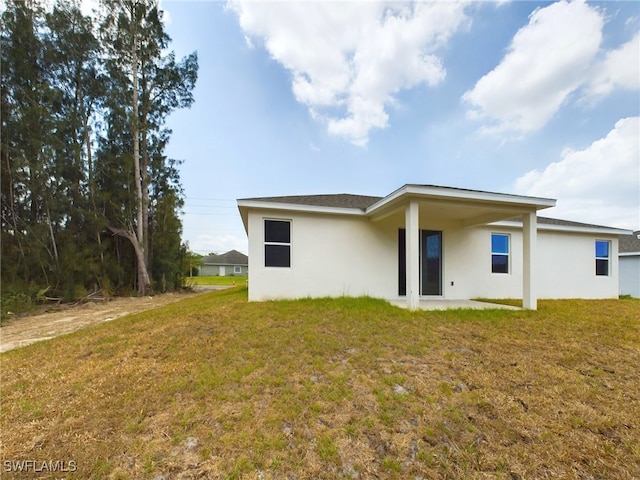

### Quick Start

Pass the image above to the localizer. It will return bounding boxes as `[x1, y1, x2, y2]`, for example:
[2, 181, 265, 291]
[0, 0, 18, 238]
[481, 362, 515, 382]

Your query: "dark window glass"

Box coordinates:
[265, 220, 291, 267]
[422, 230, 442, 295]
[265, 220, 290, 243]
[265, 245, 290, 268]
[492, 255, 509, 274]
[398, 229, 406, 296]
[596, 259, 609, 276]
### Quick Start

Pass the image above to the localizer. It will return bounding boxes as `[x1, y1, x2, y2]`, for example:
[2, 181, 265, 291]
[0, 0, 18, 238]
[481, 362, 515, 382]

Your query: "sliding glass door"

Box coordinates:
[398, 229, 442, 296]
[421, 230, 442, 296]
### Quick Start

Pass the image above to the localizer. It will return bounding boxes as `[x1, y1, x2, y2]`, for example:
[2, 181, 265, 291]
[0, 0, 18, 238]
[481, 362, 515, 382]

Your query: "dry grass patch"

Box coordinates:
[1, 289, 639, 479]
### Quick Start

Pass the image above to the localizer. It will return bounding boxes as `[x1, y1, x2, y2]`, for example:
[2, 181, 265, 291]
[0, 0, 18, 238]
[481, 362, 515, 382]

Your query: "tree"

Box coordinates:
[1, 0, 54, 287]
[43, 0, 105, 298]
[98, 0, 197, 295]
[1, 0, 197, 306]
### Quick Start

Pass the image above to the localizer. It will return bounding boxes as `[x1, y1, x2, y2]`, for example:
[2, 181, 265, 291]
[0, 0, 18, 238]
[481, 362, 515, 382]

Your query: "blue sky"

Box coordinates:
[159, 0, 639, 255]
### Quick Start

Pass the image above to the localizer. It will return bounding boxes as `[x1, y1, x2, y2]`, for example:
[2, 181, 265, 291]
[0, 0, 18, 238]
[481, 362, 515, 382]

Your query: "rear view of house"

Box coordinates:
[237, 184, 630, 310]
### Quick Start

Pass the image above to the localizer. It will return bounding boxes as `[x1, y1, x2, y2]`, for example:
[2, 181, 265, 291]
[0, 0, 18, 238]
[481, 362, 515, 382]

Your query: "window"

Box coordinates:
[265, 219, 290, 267]
[595, 240, 610, 276]
[234, 266, 242, 274]
[491, 233, 510, 274]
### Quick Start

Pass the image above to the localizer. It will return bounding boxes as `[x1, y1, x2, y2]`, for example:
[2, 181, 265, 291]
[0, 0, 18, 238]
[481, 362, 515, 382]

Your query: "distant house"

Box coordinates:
[237, 184, 631, 310]
[619, 230, 640, 298]
[200, 250, 248, 276]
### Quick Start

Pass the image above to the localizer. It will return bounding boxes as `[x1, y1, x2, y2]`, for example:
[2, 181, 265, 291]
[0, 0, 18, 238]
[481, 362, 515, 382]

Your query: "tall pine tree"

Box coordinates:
[98, 0, 197, 295]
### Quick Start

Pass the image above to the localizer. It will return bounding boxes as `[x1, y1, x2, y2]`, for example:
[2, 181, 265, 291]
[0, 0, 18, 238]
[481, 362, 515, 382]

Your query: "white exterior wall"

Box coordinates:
[620, 255, 640, 298]
[536, 230, 619, 299]
[443, 226, 524, 300]
[247, 210, 621, 302]
[247, 210, 398, 301]
[445, 226, 620, 300]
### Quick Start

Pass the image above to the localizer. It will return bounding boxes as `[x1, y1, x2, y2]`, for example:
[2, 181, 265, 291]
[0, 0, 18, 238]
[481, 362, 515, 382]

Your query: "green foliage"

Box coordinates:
[0, 285, 49, 323]
[1, 293, 34, 323]
[1, 0, 198, 300]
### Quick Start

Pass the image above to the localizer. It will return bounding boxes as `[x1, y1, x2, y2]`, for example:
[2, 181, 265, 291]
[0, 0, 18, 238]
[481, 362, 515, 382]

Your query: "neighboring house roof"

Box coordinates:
[620, 231, 640, 255]
[202, 250, 248, 266]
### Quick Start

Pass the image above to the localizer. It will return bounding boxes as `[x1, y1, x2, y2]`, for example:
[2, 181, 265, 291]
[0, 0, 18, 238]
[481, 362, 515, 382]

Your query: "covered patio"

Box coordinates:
[366, 185, 556, 310]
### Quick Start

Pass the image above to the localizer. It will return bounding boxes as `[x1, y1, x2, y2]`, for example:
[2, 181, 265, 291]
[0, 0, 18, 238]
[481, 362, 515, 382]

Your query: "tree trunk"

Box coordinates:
[141, 108, 150, 269]
[107, 224, 151, 295]
[130, 15, 148, 295]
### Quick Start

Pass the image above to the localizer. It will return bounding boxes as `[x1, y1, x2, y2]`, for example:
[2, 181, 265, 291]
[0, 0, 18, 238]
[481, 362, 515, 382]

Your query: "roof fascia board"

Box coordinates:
[405, 184, 557, 208]
[490, 220, 633, 236]
[366, 184, 556, 216]
[236, 200, 366, 217]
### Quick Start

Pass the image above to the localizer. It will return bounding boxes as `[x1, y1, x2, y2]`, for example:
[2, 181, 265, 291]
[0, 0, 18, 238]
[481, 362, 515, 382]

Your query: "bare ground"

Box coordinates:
[0, 287, 220, 353]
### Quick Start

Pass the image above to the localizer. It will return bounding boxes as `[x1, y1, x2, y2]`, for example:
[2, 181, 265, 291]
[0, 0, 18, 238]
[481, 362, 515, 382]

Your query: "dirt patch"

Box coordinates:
[0, 287, 221, 353]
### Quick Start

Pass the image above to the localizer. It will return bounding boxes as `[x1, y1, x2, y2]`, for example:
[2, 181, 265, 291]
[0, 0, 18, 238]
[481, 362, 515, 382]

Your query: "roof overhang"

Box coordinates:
[492, 220, 633, 236]
[237, 185, 558, 232]
[237, 199, 365, 231]
[366, 184, 557, 226]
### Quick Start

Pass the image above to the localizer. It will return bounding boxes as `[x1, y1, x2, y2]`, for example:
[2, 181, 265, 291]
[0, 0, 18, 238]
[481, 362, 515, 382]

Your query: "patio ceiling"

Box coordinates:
[366, 185, 556, 226]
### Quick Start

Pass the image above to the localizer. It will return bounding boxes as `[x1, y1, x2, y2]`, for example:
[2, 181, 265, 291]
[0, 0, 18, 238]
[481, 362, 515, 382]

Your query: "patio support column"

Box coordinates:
[406, 200, 420, 310]
[523, 211, 537, 310]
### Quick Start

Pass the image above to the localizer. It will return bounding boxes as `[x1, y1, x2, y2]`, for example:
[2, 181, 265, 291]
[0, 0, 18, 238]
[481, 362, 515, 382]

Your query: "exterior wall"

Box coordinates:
[620, 255, 640, 297]
[537, 230, 619, 299]
[441, 225, 524, 300]
[201, 265, 248, 276]
[445, 225, 620, 300]
[247, 209, 621, 302]
[247, 210, 397, 301]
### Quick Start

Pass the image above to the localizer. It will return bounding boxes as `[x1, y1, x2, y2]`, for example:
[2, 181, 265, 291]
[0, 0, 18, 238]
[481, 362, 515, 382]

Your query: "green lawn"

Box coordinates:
[1, 288, 639, 479]
[186, 275, 248, 286]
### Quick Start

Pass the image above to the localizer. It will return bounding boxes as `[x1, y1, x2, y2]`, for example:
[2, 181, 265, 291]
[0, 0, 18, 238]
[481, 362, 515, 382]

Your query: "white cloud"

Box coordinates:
[514, 116, 640, 229]
[463, 0, 604, 135]
[228, 1, 470, 146]
[585, 32, 640, 99]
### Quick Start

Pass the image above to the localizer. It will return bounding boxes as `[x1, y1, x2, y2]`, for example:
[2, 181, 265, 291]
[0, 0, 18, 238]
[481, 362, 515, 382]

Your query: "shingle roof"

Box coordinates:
[501, 216, 631, 233]
[532, 216, 620, 230]
[619, 231, 640, 253]
[239, 189, 622, 233]
[202, 249, 248, 265]
[239, 193, 382, 210]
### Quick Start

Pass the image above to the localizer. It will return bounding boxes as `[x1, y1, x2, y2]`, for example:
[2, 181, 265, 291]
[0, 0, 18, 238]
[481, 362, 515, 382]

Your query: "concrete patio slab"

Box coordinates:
[389, 299, 521, 311]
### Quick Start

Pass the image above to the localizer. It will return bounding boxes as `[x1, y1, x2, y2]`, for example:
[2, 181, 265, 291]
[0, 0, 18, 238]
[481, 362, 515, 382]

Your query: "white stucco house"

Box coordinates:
[619, 231, 640, 298]
[237, 184, 630, 310]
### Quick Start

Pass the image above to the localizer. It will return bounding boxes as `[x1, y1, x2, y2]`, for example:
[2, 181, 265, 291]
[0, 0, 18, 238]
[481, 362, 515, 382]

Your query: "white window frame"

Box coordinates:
[264, 219, 291, 268]
[234, 266, 242, 274]
[595, 240, 610, 276]
[491, 233, 510, 274]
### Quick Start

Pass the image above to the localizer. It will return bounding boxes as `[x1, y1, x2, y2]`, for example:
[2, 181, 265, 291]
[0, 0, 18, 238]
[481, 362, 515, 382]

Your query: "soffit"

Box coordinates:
[367, 185, 556, 226]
